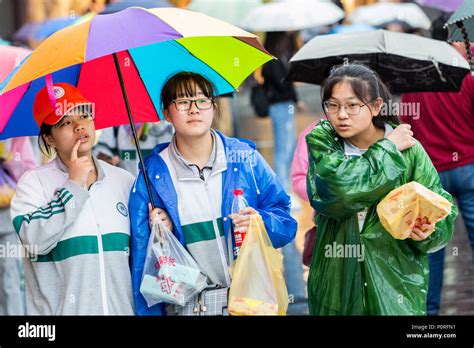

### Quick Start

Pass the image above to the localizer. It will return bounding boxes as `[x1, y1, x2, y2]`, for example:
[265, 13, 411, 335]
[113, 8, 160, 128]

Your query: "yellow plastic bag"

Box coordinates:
[376, 181, 452, 240]
[228, 214, 289, 316]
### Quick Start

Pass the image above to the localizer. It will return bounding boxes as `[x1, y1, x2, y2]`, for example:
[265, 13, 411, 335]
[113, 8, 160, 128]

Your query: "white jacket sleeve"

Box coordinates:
[10, 171, 89, 256]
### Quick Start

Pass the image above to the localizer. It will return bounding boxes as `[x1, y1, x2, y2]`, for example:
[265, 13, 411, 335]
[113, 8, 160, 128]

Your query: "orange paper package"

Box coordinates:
[376, 181, 452, 240]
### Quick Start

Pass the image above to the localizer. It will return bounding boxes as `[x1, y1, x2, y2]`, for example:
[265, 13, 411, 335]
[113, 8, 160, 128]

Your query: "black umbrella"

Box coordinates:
[286, 30, 470, 93]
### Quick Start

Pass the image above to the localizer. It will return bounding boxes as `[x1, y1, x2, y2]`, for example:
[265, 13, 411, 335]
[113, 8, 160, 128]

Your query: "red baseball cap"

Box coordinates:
[33, 82, 93, 128]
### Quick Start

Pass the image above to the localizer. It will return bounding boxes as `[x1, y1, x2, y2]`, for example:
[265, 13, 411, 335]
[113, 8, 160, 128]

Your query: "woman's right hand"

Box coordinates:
[387, 124, 416, 151]
[69, 140, 95, 187]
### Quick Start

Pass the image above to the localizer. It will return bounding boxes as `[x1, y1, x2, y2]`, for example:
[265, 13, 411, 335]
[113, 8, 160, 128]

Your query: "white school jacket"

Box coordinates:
[10, 156, 135, 315]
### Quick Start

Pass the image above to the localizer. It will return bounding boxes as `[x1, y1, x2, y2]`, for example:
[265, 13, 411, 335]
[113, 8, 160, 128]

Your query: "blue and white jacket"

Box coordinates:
[129, 130, 297, 315]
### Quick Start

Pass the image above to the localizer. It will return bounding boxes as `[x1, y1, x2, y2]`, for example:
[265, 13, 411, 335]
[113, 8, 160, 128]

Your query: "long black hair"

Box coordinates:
[38, 124, 55, 157]
[321, 64, 400, 129]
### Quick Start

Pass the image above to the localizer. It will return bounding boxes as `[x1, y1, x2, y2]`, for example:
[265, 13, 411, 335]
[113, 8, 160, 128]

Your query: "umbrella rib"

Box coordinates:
[377, 60, 440, 73]
[83, 13, 97, 63]
[124, 50, 162, 119]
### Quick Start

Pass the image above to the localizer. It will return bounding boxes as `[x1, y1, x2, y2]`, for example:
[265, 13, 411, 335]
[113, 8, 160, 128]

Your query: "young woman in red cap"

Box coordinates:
[10, 82, 168, 315]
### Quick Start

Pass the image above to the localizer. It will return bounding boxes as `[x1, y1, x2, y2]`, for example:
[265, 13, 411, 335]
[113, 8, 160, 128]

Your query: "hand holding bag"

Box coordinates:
[167, 223, 236, 316]
[139, 219, 207, 307]
[228, 214, 289, 315]
[302, 225, 316, 267]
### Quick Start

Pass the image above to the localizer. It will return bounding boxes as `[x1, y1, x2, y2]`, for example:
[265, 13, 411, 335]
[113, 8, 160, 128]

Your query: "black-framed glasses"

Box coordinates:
[323, 101, 367, 116]
[172, 98, 214, 111]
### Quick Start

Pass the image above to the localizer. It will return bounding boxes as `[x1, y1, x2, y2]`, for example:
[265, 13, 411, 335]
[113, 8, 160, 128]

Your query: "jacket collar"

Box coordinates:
[167, 129, 227, 180]
[55, 155, 105, 182]
[151, 129, 256, 158]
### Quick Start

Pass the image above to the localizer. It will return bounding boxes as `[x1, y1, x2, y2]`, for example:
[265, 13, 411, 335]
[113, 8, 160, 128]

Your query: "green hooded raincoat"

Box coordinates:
[306, 120, 458, 315]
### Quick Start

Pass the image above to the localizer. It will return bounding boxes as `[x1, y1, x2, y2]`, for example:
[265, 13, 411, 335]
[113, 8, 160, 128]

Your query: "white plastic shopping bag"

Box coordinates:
[140, 219, 207, 307]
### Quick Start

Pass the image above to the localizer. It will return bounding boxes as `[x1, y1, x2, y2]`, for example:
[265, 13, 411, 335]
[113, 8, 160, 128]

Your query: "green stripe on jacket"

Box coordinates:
[13, 189, 73, 233]
[34, 189, 71, 213]
[119, 149, 153, 161]
[33, 233, 130, 262]
[182, 218, 224, 245]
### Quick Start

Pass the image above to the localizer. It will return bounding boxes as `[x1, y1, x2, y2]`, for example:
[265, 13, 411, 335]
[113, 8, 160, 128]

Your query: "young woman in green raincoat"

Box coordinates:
[306, 64, 458, 315]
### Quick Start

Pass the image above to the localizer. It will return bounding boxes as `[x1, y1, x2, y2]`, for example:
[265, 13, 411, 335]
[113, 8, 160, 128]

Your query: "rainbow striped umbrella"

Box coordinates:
[0, 7, 271, 140]
[0, 44, 31, 84]
[0, 6, 272, 205]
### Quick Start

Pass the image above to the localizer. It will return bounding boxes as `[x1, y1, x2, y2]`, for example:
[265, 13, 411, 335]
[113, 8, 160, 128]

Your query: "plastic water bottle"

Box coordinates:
[231, 188, 249, 257]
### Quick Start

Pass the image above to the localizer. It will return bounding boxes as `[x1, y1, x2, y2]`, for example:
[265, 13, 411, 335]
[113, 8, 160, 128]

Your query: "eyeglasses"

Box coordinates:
[323, 101, 367, 116]
[172, 98, 214, 111]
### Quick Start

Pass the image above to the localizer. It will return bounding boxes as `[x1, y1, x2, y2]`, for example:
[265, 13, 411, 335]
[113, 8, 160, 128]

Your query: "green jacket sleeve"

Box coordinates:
[306, 120, 408, 219]
[404, 144, 458, 253]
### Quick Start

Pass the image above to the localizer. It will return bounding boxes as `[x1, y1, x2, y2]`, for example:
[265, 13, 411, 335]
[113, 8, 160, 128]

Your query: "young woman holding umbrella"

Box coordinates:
[306, 64, 457, 315]
[129, 72, 297, 315]
[9, 83, 164, 315]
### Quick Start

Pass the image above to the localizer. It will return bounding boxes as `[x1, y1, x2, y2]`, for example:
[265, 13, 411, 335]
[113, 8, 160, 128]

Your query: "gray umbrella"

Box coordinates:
[240, 0, 344, 32]
[286, 30, 470, 93]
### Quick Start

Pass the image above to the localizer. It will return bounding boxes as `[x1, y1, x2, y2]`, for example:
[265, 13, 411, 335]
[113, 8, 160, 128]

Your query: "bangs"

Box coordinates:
[322, 77, 372, 105]
[174, 77, 213, 99]
[161, 72, 216, 109]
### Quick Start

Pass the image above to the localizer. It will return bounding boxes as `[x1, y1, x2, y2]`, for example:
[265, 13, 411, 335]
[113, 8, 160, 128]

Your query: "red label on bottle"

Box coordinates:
[234, 230, 246, 247]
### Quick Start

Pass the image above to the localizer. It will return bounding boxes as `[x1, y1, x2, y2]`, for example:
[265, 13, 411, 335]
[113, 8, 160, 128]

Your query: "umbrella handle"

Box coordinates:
[112, 53, 156, 209]
[456, 21, 474, 77]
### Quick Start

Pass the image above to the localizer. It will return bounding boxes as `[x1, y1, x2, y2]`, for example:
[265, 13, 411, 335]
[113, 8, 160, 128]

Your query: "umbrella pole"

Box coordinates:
[112, 53, 156, 208]
[456, 21, 474, 77]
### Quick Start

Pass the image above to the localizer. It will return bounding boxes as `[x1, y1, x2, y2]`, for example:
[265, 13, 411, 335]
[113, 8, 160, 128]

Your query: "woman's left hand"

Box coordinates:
[410, 223, 435, 241]
[148, 203, 173, 231]
[229, 207, 260, 234]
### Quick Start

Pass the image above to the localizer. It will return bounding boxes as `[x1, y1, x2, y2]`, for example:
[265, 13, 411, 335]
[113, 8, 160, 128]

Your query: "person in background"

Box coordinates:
[291, 119, 318, 267]
[291, 120, 318, 204]
[400, 13, 474, 315]
[94, 121, 174, 176]
[213, 93, 235, 137]
[0, 138, 36, 315]
[262, 31, 306, 208]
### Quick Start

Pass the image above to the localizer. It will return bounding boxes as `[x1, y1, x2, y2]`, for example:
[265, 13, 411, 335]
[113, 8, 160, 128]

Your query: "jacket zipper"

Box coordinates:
[89, 196, 109, 315]
[203, 174, 231, 287]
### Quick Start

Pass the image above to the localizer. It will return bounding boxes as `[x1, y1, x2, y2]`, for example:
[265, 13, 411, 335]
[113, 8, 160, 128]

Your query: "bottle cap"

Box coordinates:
[233, 188, 244, 196]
